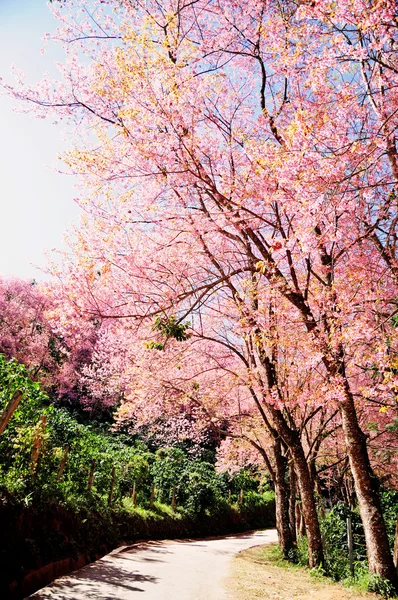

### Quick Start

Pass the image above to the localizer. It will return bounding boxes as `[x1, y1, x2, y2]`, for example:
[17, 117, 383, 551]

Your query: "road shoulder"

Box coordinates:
[227, 544, 376, 600]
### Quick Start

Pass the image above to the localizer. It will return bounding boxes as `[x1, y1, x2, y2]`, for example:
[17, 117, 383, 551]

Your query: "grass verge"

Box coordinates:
[227, 543, 377, 600]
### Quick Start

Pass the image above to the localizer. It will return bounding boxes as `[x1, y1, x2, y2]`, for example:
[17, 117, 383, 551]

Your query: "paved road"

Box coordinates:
[27, 529, 277, 600]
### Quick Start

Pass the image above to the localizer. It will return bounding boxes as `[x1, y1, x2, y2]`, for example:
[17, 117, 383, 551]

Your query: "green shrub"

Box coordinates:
[367, 574, 397, 599]
[380, 490, 398, 549]
[319, 503, 367, 581]
[296, 533, 309, 567]
[315, 498, 398, 596]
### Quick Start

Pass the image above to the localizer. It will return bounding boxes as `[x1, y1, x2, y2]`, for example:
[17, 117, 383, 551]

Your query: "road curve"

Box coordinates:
[27, 529, 278, 600]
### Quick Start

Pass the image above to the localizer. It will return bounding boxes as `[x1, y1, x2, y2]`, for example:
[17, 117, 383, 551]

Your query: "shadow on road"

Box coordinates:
[29, 557, 158, 600]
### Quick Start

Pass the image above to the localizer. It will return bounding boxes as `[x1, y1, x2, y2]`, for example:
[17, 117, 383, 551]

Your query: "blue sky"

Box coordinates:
[0, 0, 81, 279]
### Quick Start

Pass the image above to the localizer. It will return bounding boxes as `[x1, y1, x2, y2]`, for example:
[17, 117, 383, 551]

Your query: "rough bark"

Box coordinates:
[251, 434, 295, 559]
[269, 407, 324, 568]
[296, 502, 306, 538]
[307, 435, 325, 506]
[295, 280, 397, 584]
[311, 233, 397, 587]
[291, 444, 323, 567]
[253, 340, 323, 567]
[272, 440, 295, 558]
[288, 461, 297, 544]
[339, 385, 398, 589]
[343, 472, 356, 510]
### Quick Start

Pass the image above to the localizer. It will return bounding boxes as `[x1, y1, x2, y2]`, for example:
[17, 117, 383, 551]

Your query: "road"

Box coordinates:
[27, 529, 277, 600]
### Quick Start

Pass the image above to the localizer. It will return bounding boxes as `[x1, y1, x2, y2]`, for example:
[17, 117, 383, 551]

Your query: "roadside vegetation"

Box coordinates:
[0, 355, 274, 598]
[229, 544, 375, 600]
[228, 499, 398, 600]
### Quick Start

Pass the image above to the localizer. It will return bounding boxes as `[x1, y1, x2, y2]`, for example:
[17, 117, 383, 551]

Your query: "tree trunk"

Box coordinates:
[288, 461, 297, 544]
[339, 389, 398, 589]
[343, 472, 356, 510]
[269, 407, 324, 568]
[296, 502, 306, 537]
[0, 390, 23, 435]
[291, 444, 323, 567]
[252, 342, 322, 566]
[308, 441, 324, 508]
[272, 440, 295, 558]
[252, 436, 294, 559]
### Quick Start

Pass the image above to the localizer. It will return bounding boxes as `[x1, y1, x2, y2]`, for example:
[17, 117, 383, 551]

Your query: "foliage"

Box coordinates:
[0, 355, 269, 516]
[1, 489, 275, 597]
[380, 491, 398, 549]
[295, 499, 398, 596]
[152, 316, 191, 343]
[319, 504, 366, 582]
[150, 448, 268, 515]
[0, 354, 275, 597]
[257, 544, 397, 600]
[0, 356, 149, 504]
[367, 574, 398, 599]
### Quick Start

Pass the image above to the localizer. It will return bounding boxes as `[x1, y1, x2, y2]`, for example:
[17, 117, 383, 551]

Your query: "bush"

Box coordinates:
[319, 503, 367, 581]
[367, 574, 397, 599]
[0, 357, 153, 505]
[380, 490, 398, 550]
[293, 498, 398, 596]
[151, 447, 228, 514]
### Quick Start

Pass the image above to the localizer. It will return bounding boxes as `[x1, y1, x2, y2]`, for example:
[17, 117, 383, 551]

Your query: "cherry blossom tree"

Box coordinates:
[0, 277, 61, 382]
[6, 0, 398, 585]
[0, 277, 125, 413]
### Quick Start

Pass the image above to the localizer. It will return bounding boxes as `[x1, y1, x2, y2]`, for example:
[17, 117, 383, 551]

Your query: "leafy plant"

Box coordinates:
[152, 316, 191, 342]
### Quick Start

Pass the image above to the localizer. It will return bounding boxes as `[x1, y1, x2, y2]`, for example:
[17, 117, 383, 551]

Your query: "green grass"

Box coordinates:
[261, 543, 396, 599]
[121, 498, 183, 520]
